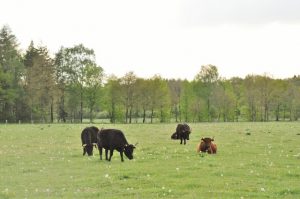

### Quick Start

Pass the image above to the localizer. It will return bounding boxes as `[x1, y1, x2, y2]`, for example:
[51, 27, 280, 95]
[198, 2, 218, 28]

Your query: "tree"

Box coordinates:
[54, 47, 69, 122]
[148, 75, 171, 123]
[0, 25, 25, 122]
[243, 75, 260, 121]
[64, 44, 97, 123]
[270, 79, 285, 121]
[104, 75, 123, 123]
[134, 78, 150, 123]
[194, 64, 219, 121]
[211, 80, 235, 122]
[230, 77, 243, 121]
[168, 79, 182, 122]
[83, 64, 104, 123]
[256, 75, 273, 121]
[180, 80, 193, 122]
[24, 43, 56, 122]
[120, 71, 137, 123]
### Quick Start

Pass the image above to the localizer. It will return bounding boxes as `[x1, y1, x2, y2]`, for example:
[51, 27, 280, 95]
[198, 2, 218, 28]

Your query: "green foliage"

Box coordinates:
[0, 25, 25, 122]
[1, 25, 300, 123]
[0, 123, 299, 198]
[23, 43, 56, 122]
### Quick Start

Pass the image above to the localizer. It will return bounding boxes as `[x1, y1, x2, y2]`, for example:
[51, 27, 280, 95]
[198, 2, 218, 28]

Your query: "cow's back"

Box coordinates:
[98, 129, 128, 148]
[90, 126, 99, 143]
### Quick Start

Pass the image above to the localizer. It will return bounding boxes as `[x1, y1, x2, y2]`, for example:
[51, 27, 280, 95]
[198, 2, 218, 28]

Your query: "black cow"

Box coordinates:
[81, 126, 99, 156]
[97, 129, 136, 162]
[172, 123, 191, 145]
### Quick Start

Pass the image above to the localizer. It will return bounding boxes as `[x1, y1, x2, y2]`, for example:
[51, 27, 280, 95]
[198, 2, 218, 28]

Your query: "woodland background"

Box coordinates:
[1, 25, 299, 124]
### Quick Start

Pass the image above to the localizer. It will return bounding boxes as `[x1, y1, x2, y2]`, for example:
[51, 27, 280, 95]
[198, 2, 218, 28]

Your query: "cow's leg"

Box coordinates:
[108, 149, 114, 161]
[105, 149, 109, 160]
[120, 151, 124, 162]
[180, 138, 183, 144]
[184, 139, 186, 145]
[83, 147, 86, 156]
[99, 147, 102, 160]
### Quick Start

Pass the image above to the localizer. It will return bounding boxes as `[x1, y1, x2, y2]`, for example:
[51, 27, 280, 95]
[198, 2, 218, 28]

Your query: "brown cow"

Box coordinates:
[197, 137, 217, 154]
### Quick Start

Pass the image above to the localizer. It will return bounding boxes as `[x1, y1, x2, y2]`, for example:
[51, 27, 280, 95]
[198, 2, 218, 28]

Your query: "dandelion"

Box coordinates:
[168, 189, 172, 193]
[162, 186, 165, 190]
[176, 167, 179, 171]
[105, 174, 109, 178]
[221, 173, 223, 177]
[260, 188, 265, 192]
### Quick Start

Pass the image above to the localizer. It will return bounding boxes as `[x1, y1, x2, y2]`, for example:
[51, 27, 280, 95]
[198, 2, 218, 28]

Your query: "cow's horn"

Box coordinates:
[82, 144, 87, 147]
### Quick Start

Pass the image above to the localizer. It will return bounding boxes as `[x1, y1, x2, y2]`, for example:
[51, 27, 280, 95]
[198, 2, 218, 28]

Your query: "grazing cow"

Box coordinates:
[97, 129, 136, 162]
[172, 123, 191, 144]
[81, 126, 99, 156]
[197, 137, 217, 154]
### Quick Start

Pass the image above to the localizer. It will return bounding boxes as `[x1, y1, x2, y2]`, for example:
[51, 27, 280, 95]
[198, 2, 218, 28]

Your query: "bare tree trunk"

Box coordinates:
[125, 107, 128, 123]
[150, 108, 154, 123]
[175, 105, 178, 122]
[207, 99, 210, 122]
[50, 99, 54, 123]
[80, 90, 83, 123]
[89, 107, 93, 123]
[129, 107, 132, 123]
[275, 104, 280, 121]
[143, 108, 146, 123]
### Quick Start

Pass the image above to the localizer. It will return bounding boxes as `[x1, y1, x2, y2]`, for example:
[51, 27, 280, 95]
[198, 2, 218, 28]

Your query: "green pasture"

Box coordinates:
[0, 123, 299, 198]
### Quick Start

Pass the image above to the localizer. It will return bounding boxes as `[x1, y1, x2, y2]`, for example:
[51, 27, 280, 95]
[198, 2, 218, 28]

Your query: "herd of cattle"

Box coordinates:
[81, 124, 217, 162]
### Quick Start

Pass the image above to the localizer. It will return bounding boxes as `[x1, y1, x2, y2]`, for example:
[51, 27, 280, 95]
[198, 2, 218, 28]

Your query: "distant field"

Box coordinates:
[0, 122, 299, 199]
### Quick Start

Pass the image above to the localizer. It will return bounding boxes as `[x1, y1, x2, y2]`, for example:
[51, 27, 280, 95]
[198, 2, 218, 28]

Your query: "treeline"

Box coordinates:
[1, 25, 300, 123]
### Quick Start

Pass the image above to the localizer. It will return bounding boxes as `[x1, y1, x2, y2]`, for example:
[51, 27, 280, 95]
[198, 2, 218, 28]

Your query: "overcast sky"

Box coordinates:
[1, 0, 300, 80]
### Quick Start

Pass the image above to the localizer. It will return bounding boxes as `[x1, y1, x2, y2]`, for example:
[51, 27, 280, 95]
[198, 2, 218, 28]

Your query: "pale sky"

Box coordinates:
[1, 0, 300, 80]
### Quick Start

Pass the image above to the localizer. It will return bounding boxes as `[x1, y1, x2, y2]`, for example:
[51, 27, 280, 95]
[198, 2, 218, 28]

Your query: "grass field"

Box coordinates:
[0, 122, 299, 198]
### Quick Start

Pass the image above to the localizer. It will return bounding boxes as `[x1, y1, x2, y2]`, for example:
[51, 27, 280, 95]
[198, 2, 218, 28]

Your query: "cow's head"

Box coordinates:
[201, 137, 214, 151]
[171, 132, 178, 139]
[183, 124, 191, 139]
[83, 144, 95, 156]
[124, 144, 136, 160]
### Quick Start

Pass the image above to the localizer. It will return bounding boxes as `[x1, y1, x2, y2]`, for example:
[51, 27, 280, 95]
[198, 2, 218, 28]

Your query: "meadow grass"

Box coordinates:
[0, 122, 299, 198]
